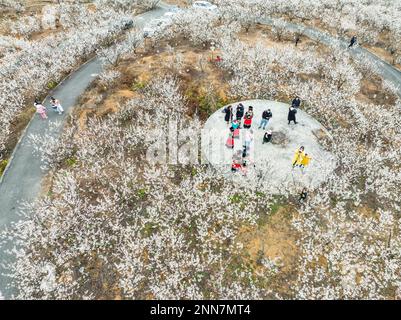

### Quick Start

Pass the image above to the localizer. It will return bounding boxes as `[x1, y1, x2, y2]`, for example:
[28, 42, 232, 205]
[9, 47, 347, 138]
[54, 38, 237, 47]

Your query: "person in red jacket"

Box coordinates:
[243, 111, 253, 129]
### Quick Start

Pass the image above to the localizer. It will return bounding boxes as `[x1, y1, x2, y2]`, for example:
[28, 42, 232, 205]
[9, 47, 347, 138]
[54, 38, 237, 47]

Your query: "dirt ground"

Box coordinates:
[237, 205, 301, 297]
[163, 0, 190, 7]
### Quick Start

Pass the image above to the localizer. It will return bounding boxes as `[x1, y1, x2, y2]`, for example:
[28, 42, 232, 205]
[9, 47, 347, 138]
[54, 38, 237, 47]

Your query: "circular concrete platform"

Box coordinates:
[201, 99, 337, 192]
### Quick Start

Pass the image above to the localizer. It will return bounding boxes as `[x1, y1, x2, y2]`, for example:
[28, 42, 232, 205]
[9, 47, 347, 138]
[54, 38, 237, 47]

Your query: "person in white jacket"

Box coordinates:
[50, 96, 64, 115]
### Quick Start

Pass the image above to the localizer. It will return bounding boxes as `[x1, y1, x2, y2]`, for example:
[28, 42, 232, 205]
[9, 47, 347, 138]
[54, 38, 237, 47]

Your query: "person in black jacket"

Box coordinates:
[349, 35, 357, 48]
[292, 96, 301, 108]
[258, 109, 272, 130]
[224, 105, 233, 124]
[299, 188, 308, 203]
[288, 106, 297, 125]
[236, 103, 244, 121]
[263, 130, 272, 144]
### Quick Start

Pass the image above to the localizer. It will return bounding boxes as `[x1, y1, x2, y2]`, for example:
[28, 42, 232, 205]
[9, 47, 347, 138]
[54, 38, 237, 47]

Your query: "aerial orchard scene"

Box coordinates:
[0, 0, 401, 301]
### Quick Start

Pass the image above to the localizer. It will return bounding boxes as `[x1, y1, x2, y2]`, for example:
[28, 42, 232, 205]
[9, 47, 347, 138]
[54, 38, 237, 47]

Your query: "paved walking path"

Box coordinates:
[0, 4, 171, 299]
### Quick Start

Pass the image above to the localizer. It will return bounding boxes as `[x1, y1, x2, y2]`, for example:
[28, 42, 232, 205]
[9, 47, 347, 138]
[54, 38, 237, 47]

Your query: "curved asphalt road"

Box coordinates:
[0, 3, 171, 299]
[0, 4, 400, 299]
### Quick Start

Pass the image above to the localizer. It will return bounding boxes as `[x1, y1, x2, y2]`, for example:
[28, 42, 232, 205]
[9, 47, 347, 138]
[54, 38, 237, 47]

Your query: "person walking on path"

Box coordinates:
[288, 106, 298, 125]
[295, 34, 301, 47]
[292, 96, 301, 108]
[292, 146, 305, 168]
[50, 97, 64, 115]
[34, 100, 48, 120]
[258, 108, 272, 130]
[224, 105, 233, 124]
[349, 35, 357, 48]
[236, 103, 244, 123]
[263, 130, 272, 144]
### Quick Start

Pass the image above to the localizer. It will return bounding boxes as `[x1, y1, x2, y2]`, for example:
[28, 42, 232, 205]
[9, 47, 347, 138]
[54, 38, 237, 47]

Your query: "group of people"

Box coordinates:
[224, 104, 255, 174]
[224, 103, 254, 127]
[224, 104, 275, 148]
[225, 103, 275, 175]
[224, 98, 313, 175]
[292, 146, 312, 170]
[34, 97, 64, 120]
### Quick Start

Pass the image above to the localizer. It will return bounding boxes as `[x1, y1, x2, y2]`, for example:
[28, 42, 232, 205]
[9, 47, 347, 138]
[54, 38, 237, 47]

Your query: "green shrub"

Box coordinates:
[47, 80, 58, 89]
[191, 167, 198, 177]
[132, 80, 147, 91]
[0, 159, 8, 176]
[229, 193, 244, 204]
[269, 202, 283, 215]
[137, 188, 148, 199]
[141, 222, 158, 237]
[65, 157, 77, 167]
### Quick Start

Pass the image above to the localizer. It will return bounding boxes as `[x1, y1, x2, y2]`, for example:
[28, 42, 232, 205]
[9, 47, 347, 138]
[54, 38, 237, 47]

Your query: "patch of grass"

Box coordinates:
[270, 202, 283, 215]
[136, 188, 148, 200]
[47, 80, 58, 90]
[229, 193, 244, 204]
[141, 222, 158, 238]
[198, 94, 228, 117]
[191, 167, 198, 177]
[132, 80, 147, 91]
[229, 193, 249, 211]
[0, 159, 8, 176]
[65, 157, 77, 167]
[257, 196, 289, 226]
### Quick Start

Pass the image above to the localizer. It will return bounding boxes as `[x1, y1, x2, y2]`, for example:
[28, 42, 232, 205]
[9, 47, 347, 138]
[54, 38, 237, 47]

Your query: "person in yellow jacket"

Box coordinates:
[300, 153, 312, 169]
[292, 146, 305, 167]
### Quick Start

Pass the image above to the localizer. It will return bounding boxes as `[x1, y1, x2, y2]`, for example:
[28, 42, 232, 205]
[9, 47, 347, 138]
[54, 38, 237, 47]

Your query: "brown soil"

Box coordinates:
[163, 0, 189, 7]
[356, 75, 398, 106]
[364, 46, 401, 70]
[237, 206, 301, 297]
